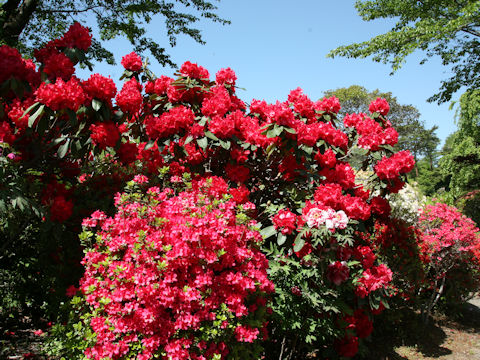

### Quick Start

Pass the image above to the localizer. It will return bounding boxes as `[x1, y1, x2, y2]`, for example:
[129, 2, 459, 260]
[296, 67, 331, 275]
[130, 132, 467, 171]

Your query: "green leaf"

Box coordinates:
[27, 104, 45, 128]
[36, 115, 49, 136]
[219, 139, 231, 150]
[184, 135, 194, 145]
[277, 233, 287, 246]
[196, 137, 208, 151]
[92, 99, 102, 112]
[266, 125, 284, 138]
[205, 131, 219, 141]
[143, 140, 156, 151]
[380, 144, 395, 152]
[57, 139, 71, 158]
[260, 225, 276, 240]
[66, 109, 78, 126]
[293, 237, 305, 252]
[302, 145, 313, 155]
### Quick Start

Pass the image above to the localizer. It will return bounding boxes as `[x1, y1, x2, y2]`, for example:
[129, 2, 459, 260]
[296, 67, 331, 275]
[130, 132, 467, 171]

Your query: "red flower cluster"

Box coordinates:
[35, 78, 86, 111]
[145, 105, 195, 138]
[327, 261, 350, 285]
[344, 112, 398, 151]
[80, 177, 273, 359]
[272, 209, 299, 235]
[116, 78, 143, 114]
[82, 74, 117, 104]
[89, 122, 120, 149]
[0, 45, 39, 86]
[57, 22, 92, 51]
[179, 61, 209, 80]
[121, 52, 143, 72]
[356, 264, 393, 298]
[215, 67, 237, 87]
[374, 150, 415, 180]
[369, 97, 390, 116]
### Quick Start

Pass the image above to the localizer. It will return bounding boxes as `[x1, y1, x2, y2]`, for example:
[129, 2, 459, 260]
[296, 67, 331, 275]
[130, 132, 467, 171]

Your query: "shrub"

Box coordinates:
[417, 202, 480, 320]
[54, 176, 273, 359]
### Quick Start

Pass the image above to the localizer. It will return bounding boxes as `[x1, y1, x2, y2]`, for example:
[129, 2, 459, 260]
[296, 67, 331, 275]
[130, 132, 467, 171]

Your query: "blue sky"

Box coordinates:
[78, 0, 458, 146]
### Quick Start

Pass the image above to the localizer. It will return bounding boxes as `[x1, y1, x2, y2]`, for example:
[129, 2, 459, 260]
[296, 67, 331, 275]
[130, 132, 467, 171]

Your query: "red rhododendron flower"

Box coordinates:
[357, 264, 393, 295]
[202, 86, 232, 118]
[49, 195, 73, 223]
[179, 61, 209, 80]
[229, 185, 250, 204]
[327, 261, 350, 285]
[272, 209, 298, 235]
[369, 97, 390, 116]
[314, 148, 337, 168]
[354, 246, 376, 269]
[36, 78, 86, 111]
[354, 309, 373, 338]
[225, 163, 250, 183]
[57, 22, 92, 50]
[82, 74, 117, 104]
[121, 52, 142, 72]
[117, 141, 138, 164]
[145, 105, 195, 138]
[334, 335, 359, 358]
[288, 87, 316, 120]
[216, 67, 237, 87]
[375, 150, 415, 180]
[42, 51, 75, 81]
[209, 115, 235, 138]
[0, 121, 15, 144]
[315, 95, 341, 114]
[89, 122, 120, 149]
[145, 75, 174, 95]
[370, 196, 391, 217]
[116, 78, 143, 114]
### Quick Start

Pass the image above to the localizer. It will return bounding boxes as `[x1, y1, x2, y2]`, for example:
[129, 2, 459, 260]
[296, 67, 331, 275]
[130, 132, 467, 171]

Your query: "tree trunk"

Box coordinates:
[1, 0, 39, 46]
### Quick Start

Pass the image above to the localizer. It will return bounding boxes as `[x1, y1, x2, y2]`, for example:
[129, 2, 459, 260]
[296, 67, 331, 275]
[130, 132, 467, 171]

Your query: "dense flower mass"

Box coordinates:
[35, 78, 86, 111]
[374, 150, 415, 180]
[0, 27, 443, 360]
[79, 177, 273, 359]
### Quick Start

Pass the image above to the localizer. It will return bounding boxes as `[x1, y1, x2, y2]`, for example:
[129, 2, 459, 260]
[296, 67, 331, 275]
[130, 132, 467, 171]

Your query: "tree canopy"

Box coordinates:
[439, 90, 480, 194]
[0, 0, 229, 67]
[328, 0, 480, 104]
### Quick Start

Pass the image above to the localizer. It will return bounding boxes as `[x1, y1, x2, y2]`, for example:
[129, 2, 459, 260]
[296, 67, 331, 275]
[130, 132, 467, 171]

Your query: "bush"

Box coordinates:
[0, 24, 450, 359]
[49, 176, 273, 359]
[417, 202, 480, 320]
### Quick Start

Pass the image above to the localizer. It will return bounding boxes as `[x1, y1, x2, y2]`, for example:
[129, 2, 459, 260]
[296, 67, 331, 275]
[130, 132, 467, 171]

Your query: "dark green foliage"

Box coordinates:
[0, 0, 229, 66]
[439, 90, 480, 197]
[328, 0, 480, 104]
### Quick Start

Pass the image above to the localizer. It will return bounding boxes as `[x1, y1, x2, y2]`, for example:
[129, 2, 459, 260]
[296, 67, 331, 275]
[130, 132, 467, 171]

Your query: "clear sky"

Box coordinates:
[77, 0, 458, 146]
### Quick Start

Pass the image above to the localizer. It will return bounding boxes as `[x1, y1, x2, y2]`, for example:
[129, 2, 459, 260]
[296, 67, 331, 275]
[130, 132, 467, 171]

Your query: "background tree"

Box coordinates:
[328, 0, 480, 104]
[323, 85, 440, 177]
[0, 0, 229, 66]
[440, 90, 480, 194]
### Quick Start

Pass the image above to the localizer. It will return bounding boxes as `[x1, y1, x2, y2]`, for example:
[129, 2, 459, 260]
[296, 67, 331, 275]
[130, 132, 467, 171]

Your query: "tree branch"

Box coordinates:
[1, 0, 39, 46]
[42, 5, 103, 14]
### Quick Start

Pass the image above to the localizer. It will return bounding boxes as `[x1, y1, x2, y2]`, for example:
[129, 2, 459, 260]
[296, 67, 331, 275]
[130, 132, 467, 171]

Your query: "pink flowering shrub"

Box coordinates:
[417, 203, 480, 319]
[73, 176, 273, 359]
